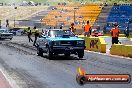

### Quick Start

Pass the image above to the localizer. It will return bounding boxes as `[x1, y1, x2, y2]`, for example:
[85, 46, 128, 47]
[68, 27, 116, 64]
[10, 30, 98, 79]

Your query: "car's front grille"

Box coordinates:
[61, 41, 76, 46]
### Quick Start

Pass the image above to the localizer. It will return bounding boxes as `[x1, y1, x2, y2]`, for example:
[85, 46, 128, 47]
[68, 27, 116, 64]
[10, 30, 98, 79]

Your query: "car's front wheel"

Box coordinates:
[78, 51, 84, 59]
[47, 47, 53, 59]
[37, 48, 43, 56]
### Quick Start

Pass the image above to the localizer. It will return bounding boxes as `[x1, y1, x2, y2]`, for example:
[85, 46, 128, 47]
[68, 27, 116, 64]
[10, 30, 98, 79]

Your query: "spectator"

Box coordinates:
[103, 24, 106, 34]
[27, 27, 33, 42]
[84, 20, 91, 37]
[124, 27, 129, 37]
[33, 26, 39, 46]
[60, 26, 62, 29]
[49, 27, 51, 29]
[110, 23, 120, 44]
[69, 23, 76, 33]
[104, 3, 108, 6]
[6, 19, 9, 28]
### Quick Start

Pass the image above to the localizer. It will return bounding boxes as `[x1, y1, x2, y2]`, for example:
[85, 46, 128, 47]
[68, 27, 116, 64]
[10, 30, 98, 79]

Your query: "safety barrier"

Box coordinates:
[79, 35, 132, 57]
[110, 44, 132, 57]
[119, 34, 125, 37]
[79, 35, 106, 53]
[104, 34, 125, 37]
[110, 44, 124, 56]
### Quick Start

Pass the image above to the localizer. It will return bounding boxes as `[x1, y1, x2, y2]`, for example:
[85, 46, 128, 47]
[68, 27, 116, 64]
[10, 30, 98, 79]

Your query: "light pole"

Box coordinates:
[0, 20, 1, 28]
[74, 7, 79, 24]
[14, 6, 17, 27]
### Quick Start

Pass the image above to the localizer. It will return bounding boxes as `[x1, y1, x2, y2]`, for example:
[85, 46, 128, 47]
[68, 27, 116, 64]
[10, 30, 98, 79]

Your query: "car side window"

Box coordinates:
[48, 30, 51, 37]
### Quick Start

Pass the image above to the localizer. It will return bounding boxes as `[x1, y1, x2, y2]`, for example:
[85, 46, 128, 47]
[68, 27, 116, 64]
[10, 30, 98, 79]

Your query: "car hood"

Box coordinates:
[47, 37, 84, 41]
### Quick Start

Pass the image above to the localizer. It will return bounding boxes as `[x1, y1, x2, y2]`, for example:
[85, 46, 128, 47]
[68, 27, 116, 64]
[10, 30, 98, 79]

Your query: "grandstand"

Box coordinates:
[106, 4, 132, 32]
[42, 3, 102, 34]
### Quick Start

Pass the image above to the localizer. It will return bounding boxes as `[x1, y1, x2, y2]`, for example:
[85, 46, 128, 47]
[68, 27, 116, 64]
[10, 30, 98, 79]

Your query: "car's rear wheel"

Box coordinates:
[37, 48, 43, 56]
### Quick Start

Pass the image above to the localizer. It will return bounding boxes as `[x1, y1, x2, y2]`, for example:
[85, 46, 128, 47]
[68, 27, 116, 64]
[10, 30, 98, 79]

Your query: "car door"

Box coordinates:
[38, 31, 48, 51]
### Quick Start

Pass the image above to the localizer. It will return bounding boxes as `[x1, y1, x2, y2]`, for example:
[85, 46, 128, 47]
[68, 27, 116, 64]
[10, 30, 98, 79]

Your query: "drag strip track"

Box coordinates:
[4, 41, 132, 73]
[0, 41, 132, 88]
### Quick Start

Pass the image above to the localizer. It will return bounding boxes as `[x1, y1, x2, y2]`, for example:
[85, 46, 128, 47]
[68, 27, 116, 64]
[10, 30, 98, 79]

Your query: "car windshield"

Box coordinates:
[0, 29, 9, 33]
[49, 30, 75, 37]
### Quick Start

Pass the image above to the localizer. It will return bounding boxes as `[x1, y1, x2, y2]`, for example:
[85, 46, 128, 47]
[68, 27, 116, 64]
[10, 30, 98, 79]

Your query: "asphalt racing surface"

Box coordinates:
[0, 36, 132, 88]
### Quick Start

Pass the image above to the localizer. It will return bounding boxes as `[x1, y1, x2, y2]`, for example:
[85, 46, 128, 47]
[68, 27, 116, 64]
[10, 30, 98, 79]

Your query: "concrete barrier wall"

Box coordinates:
[79, 36, 106, 53]
[104, 34, 125, 37]
[110, 44, 132, 57]
[110, 44, 124, 56]
[79, 35, 132, 57]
